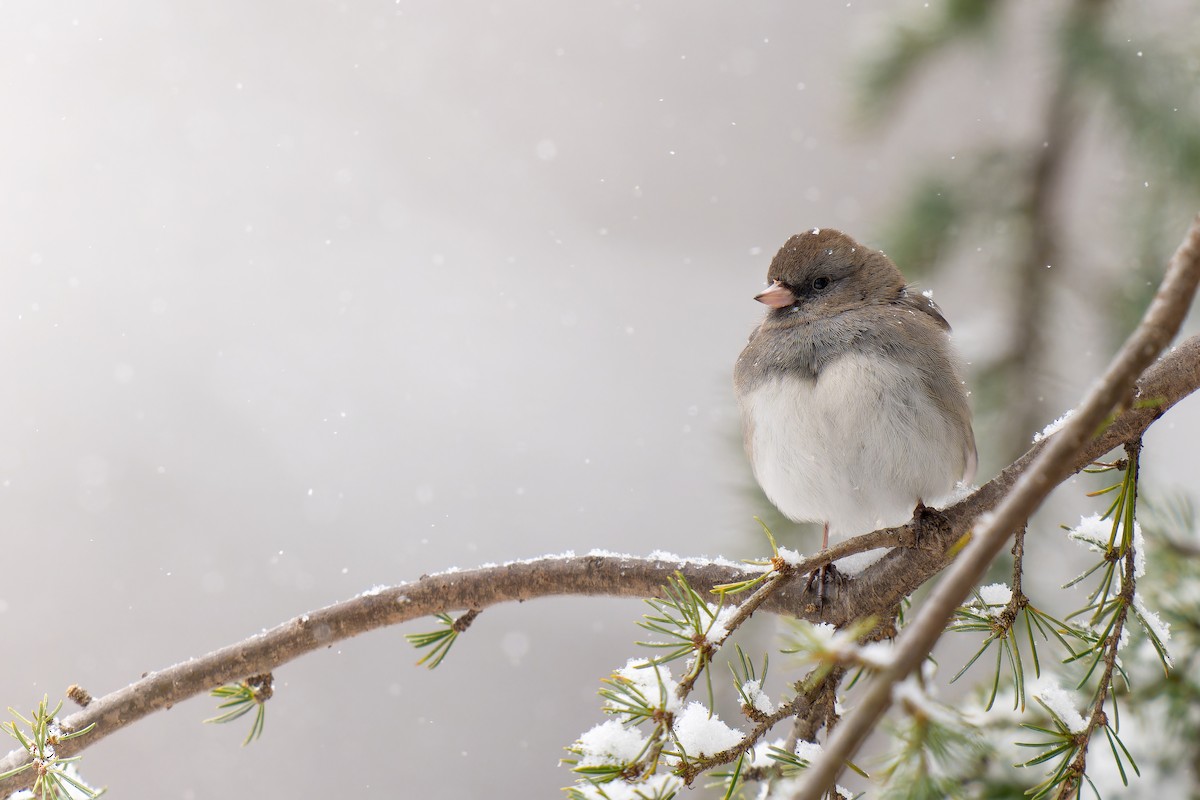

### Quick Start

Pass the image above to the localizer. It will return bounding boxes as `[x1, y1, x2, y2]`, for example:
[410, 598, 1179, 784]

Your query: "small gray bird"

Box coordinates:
[734, 228, 977, 567]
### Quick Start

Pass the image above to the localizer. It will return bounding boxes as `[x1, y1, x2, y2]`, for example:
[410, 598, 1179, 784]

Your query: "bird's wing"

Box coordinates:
[897, 288, 951, 331]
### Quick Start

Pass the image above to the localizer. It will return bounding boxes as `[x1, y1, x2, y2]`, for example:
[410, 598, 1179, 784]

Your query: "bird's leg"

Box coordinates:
[911, 499, 927, 547]
[805, 521, 845, 609]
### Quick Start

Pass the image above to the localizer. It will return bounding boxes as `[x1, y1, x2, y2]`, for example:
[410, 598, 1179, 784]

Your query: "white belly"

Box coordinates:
[740, 353, 964, 540]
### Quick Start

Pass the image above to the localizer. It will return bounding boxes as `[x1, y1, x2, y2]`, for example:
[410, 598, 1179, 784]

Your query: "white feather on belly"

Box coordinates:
[740, 353, 964, 541]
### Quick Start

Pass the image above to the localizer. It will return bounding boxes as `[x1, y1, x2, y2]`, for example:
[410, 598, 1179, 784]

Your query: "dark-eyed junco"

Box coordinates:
[734, 228, 976, 566]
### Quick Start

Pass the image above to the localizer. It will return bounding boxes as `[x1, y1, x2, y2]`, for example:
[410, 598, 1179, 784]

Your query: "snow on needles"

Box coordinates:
[1132, 595, 1173, 666]
[1068, 513, 1172, 657]
[794, 739, 824, 764]
[572, 774, 679, 800]
[1036, 684, 1088, 734]
[1068, 513, 1146, 581]
[794, 620, 894, 668]
[971, 582, 1013, 617]
[575, 720, 648, 767]
[740, 679, 776, 715]
[672, 702, 744, 757]
[978, 582, 1013, 608]
[611, 658, 682, 714]
[705, 603, 740, 644]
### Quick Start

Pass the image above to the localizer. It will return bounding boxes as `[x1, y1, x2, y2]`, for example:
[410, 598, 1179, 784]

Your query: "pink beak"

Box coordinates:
[754, 280, 796, 309]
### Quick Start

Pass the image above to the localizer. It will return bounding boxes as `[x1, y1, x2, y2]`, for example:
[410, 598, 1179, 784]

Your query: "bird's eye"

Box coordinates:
[811, 276, 830, 291]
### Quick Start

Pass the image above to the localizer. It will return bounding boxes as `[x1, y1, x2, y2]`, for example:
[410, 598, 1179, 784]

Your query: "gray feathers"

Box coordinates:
[734, 228, 977, 538]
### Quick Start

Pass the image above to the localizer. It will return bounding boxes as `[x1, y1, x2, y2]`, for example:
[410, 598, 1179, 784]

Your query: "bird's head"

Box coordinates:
[755, 228, 905, 320]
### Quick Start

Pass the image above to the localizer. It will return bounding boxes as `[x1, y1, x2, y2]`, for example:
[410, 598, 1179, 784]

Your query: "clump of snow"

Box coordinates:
[672, 702, 744, 757]
[835, 549, 889, 574]
[1068, 513, 1113, 551]
[1033, 409, 1075, 443]
[794, 739, 823, 764]
[585, 548, 630, 559]
[973, 582, 1013, 617]
[947, 479, 975, 503]
[572, 774, 680, 800]
[1068, 514, 1145, 584]
[806, 621, 839, 648]
[704, 603, 740, 644]
[748, 738, 786, 769]
[1036, 684, 1088, 734]
[1132, 595, 1173, 666]
[576, 720, 648, 768]
[741, 679, 776, 715]
[777, 545, 805, 565]
[611, 659, 682, 714]
[857, 641, 894, 669]
[788, 620, 895, 671]
[792, 620, 864, 662]
[977, 582, 1013, 607]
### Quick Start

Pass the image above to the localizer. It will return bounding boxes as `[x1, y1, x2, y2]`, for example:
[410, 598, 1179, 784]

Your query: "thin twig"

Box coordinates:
[679, 668, 846, 785]
[675, 566, 794, 700]
[1055, 441, 1141, 799]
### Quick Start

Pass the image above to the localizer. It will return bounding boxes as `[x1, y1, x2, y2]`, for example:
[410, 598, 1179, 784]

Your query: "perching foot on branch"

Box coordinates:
[911, 501, 952, 552]
[805, 562, 849, 611]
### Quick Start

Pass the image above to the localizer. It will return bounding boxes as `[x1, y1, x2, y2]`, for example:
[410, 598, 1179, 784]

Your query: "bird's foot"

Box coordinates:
[805, 561, 849, 611]
[910, 501, 951, 550]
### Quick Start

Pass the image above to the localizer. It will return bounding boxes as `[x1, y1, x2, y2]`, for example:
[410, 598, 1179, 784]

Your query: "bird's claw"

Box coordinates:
[911, 502, 951, 550]
[805, 562, 848, 611]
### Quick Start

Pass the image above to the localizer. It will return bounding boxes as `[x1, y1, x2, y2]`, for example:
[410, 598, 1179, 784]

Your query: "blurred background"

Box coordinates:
[2, 1, 1199, 797]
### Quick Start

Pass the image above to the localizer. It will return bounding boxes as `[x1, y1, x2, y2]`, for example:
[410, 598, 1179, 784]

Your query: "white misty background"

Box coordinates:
[2, 2, 1198, 798]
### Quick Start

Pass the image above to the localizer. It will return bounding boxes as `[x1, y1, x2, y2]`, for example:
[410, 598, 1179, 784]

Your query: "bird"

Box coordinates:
[733, 228, 976, 588]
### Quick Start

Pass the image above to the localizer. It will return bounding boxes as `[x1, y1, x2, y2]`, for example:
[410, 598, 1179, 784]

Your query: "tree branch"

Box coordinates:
[1055, 441, 1141, 799]
[790, 210, 1200, 800]
[2, 225, 1200, 797]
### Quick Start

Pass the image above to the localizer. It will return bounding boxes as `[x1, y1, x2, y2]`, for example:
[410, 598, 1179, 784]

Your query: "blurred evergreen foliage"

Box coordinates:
[859, 0, 1200, 465]
[857, 0, 1002, 124]
[849, 2, 1200, 795]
